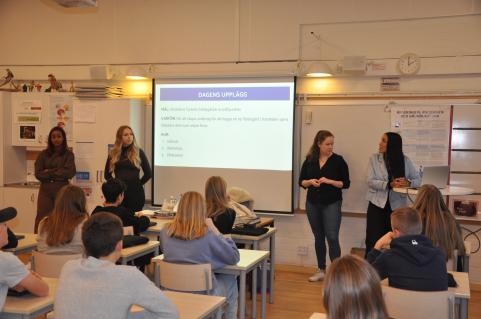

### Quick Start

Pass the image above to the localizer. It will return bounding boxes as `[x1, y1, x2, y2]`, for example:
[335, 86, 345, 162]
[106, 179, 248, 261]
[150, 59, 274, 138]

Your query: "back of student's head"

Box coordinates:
[323, 254, 388, 319]
[391, 207, 422, 235]
[41, 185, 88, 246]
[166, 191, 207, 240]
[101, 178, 126, 203]
[412, 184, 464, 259]
[82, 212, 123, 258]
[205, 176, 230, 218]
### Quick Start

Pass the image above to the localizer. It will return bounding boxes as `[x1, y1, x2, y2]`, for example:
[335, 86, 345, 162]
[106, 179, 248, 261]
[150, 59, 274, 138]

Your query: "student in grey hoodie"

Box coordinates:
[160, 191, 240, 319]
[367, 207, 448, 291]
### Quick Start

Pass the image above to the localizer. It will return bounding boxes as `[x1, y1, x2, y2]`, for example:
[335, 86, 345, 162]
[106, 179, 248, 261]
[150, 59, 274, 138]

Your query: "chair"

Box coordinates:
[155, 259, 213, 294]
[382, 285, 455, 319]
[123, 226, 134, 236]
[31, 251, 82, 278]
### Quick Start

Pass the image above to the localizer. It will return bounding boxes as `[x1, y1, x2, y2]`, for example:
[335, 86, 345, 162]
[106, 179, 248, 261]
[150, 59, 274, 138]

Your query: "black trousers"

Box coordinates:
[121, 180, 145, 212]
[365, 201, 392, 257]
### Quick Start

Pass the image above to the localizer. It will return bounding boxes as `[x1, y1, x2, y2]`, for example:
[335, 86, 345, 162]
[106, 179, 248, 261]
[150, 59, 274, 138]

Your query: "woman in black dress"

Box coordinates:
[105, 125, 151, 212]
[34, 127, 76, 233]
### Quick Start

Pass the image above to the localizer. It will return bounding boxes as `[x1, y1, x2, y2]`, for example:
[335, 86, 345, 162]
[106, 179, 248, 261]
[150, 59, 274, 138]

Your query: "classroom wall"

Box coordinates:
[2, 0, 481, 282]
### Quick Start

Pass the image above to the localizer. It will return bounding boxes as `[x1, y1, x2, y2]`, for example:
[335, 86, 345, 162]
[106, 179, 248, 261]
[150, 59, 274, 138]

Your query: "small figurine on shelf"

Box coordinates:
[45, 74, 62, 92]
[28, 80, 35, 92]
[0, 69, 20, 91]
[35, 83, 42, 92]
[22, 83, 28, 92]
[68, 81, 75, 92]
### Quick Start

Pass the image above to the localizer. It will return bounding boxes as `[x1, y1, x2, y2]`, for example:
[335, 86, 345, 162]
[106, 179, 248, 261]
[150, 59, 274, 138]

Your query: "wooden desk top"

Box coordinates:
[309, 313, 327, 319]
[4, 233, 38, 254]
[1, 277, 57, 315]
[219, 249, 269, 271]
[120, 240, 159, 259]
[131, 291, 225, 319]
[393, 186, 474, 196]
[145, 217, 275, 234]
[449, 271, 470, 299]
[153, 249, 269, 272]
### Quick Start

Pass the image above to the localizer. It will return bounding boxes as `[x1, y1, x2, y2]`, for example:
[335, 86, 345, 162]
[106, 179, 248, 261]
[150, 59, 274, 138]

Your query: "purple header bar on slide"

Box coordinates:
[158, 87, 291, 101]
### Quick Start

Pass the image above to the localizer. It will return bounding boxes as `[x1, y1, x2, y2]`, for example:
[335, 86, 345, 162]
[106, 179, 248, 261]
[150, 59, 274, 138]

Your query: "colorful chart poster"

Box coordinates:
[391, 105, 451, 168]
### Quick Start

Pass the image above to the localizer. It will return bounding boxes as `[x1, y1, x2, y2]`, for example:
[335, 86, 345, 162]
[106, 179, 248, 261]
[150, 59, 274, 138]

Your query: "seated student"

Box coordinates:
[205, 176, 236, 234]
[412, 184, 465, 262]
[37, 185, 88, 254]
[92, 178, 150, 235]
[54, 212, 178, 319]
[324, 254, 389, 319]
[367, 207, 448, 291]
[160, 192, 240, 319]
[1, 207, 49, 310]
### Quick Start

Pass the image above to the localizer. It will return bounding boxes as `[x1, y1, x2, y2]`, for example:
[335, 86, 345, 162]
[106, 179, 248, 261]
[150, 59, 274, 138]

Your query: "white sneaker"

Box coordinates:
[308, 269, 325, 282]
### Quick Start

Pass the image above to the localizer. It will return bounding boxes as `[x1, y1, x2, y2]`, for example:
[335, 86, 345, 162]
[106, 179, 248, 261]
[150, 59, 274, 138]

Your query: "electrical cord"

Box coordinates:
[461, 226, 481, 254]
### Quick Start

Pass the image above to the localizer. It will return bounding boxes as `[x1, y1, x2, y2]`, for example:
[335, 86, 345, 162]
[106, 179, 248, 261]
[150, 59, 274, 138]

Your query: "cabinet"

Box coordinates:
[2, 187, 38, 233]
[73, 98, 145, 211]
[0, 92, 28, 186]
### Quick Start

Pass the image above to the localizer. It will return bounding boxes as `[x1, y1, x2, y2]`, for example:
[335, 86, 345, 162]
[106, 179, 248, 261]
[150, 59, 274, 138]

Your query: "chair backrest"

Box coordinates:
[32, 251, 82, 278]
[157, 260, 212, 293]
[123, 226, 134, 236]
[382, 285, 454, 319]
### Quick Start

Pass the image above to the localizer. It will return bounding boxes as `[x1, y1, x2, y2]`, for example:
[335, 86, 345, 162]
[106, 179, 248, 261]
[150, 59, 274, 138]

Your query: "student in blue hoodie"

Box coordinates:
[367, 206, 448, 291]
[160, 191, 240, 319]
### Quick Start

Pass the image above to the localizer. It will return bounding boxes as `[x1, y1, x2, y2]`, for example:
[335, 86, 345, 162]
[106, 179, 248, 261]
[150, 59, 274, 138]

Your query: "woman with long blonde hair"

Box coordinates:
[412, 184, 465, 260]
[37, 185, 88, 254]
[161, 191, 239, 319]
[104, 125, 151, 212]
[323, 254, 389, 319]
[205, 176, 236, 234]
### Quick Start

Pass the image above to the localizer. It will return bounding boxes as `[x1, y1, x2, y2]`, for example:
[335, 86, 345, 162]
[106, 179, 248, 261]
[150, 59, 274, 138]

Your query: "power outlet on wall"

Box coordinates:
[297, 246, 308, 256]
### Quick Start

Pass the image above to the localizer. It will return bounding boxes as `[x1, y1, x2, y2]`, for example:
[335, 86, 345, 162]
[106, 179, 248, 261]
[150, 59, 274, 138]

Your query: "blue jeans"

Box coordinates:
[306, 200, 342, 269]
[213, 274, 238, 319]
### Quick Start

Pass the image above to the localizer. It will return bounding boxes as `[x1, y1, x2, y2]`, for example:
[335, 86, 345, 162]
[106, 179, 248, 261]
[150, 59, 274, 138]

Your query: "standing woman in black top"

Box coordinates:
[104, 125, 151, 212]
[205, 176, 236, 234]
[299, 130, 350, 282]
[34, 127, 76, 233]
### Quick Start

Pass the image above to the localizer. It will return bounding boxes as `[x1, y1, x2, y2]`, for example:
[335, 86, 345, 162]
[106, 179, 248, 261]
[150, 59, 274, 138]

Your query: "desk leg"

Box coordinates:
[154, 263, 160, 288]
[215, 307, 222, 319]
[269, 233, 275, 304]
[261, 259, 267, 319]
[252, 265, 257, 319]
[239, 271, 246, 319]
[460, 299, 468, 319]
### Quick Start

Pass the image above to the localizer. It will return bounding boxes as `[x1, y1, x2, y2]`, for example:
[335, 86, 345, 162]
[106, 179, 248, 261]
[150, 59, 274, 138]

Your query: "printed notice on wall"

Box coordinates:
[391, 106, 450, 167]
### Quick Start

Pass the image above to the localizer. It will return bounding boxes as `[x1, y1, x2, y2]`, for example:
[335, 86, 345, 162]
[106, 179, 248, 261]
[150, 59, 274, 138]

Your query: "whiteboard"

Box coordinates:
[298, 103, 391, 213]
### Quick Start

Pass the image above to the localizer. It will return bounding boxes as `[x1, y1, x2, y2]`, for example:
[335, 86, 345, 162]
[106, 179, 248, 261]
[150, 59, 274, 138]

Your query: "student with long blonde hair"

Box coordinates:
[160, 192, 239, 319]
[323, 254, 389, 319]
[37, 185, 88, 254]
[412, 184, 465, 260]
[104, 125, 151, 212]
[205, 176, 236, 234]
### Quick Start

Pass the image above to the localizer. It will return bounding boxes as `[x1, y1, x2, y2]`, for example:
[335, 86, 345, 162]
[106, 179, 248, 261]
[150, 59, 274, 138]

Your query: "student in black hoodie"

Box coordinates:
[92, 178, 150, 235]
[367, 206, 448, 291]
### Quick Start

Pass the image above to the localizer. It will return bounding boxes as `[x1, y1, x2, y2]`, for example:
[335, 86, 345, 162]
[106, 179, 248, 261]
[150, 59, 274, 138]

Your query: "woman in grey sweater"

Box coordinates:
[161, 191, 240, 319]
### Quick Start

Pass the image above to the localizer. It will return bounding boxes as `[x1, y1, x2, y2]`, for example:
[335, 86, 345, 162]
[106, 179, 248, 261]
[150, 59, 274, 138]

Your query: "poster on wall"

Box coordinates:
[50, 95, 73, 139]
[14, 100, 42, 123]
[391, 106, 450, 168]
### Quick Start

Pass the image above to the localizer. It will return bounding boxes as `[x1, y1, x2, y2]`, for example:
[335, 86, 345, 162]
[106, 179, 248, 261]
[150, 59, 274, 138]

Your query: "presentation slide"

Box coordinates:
[153, 77, 295, 213]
